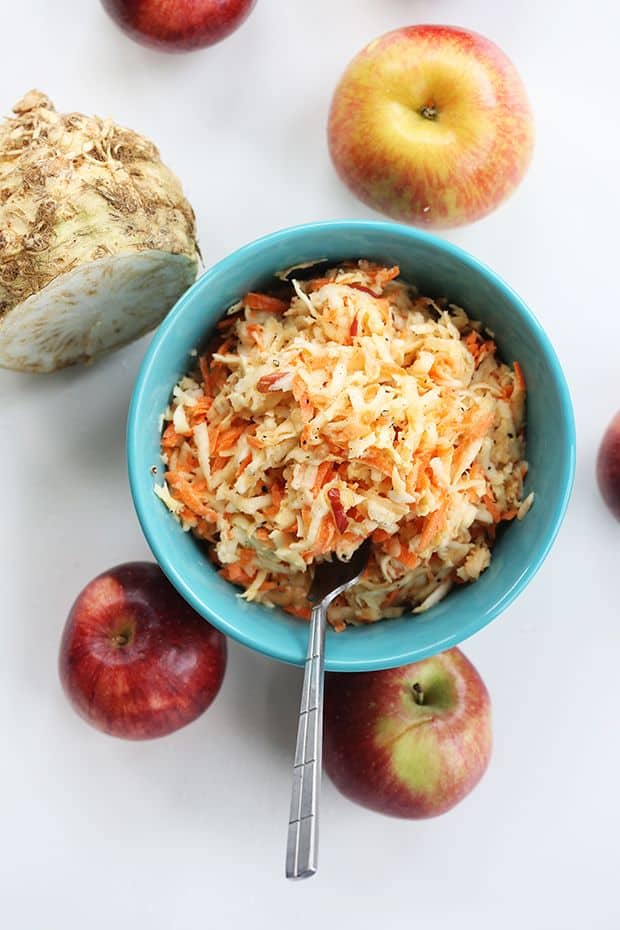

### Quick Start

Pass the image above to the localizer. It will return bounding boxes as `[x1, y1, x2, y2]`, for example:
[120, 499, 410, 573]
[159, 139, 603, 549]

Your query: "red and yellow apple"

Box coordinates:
[328, 25, 534, 228]
[100, 0, 257, 53]
[59, 562, 227, 739]
[323, 648, 492, 818]
[597, 411, 620, 519]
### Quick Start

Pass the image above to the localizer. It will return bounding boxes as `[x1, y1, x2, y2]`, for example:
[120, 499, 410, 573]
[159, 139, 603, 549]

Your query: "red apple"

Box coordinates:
[328, 25, 534, 228]
[323, 648, 491, 818]
[597, 411, 620, 519]
[59, 562, 227, 739]
[101, 0, 257, 53]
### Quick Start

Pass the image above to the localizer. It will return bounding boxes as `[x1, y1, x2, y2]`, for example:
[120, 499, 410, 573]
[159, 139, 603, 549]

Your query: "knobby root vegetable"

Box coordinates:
[0, 90, 199, 372]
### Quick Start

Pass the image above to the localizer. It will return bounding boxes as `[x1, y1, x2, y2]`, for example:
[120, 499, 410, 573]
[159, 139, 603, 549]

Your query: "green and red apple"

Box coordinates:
[323, 648, 491, 817]
[328, 25, 534, 228]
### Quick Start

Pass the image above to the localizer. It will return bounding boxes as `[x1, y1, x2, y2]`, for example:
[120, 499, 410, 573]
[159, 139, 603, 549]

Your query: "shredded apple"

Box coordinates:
[155, 261, 532, 631]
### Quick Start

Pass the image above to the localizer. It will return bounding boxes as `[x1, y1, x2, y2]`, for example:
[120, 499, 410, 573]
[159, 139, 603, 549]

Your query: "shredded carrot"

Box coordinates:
[188, 396, 212, 424]
[283, 604, 311, 621]
[374, 265, 400, 287]
[220, 563, 253, 585]
[167, 478, 212, 518]
[300, 424, 312, 448]
[451, 414, 494, 479]
[514, 360, 526, 393]
[214, 424, 245, 454]
[416, 468, 432, 497]
[161, 423, 182, 452]
[307, 277, 331, 291]
[257, 371, 292, 393]
[313, 515, 335, 555]
[292, 375, 314, 423]
[470, 413, 495, 441]
[324, 439, 345, 456]
[372, 528, 392, 544]
[500, 508, 518, 521]
[193, 520, 215, 540]
[348, 283, 377, 297]
[397, 545, 419, 570]
[482, 492, 501, 523]
[247, 434, 265, 450]
[211, 456, 228, 472]
[363, 449, 394, 476]
[212, 338, 232, 363]
[312, 461, 334, 492]
[264, 481, 284, 518]
[210, 367, 228, 394]
[243, 292, 289, 313]
[246, 323, 264, 348]
[476, 339, 496, 367]
[405, 470, 417, 495]
[411, 451, 433, 493]
[338, 422, 372, 443]
[464, 331, 481, 358]
[271, 481, 284, 509]
[235, 453, 253, 478]
[418, 499, 447, 552]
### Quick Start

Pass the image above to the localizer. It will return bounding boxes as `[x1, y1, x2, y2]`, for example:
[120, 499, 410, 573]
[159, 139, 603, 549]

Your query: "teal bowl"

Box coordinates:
[127, 220, 575, 671]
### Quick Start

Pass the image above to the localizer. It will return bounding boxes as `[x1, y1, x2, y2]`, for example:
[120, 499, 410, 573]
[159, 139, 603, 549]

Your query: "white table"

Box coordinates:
[2, 2, 617, 927]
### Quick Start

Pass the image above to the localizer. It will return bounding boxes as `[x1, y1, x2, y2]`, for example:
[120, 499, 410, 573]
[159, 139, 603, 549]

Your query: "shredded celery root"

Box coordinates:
[156, 261, 532, 630]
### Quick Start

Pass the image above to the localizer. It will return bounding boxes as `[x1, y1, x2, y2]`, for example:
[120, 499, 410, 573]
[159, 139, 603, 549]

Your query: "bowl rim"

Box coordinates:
[127, 219, 576, 669]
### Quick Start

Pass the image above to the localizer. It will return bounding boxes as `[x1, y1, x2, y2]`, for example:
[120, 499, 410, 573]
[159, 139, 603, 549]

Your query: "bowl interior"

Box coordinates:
[128, 221, 575, 670]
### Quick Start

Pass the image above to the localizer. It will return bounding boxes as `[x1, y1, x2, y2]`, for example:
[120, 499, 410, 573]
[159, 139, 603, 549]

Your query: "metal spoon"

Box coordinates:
[285, 538, 372, 880]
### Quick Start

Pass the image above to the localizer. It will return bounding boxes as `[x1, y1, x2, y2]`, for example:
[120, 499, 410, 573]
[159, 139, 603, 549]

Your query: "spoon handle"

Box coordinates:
[285, 601, 326, 880]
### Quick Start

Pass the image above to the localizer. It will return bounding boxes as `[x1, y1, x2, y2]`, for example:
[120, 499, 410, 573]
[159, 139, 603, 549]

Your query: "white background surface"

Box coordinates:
[1, 1, 618, 928]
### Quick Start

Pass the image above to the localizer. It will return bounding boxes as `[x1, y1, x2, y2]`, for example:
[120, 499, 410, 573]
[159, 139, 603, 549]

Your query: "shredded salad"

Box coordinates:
[156, 261, 533, 630]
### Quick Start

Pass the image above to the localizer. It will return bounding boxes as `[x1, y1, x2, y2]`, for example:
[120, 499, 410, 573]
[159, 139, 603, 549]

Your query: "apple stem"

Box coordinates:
[110, 624, 134, 648]
[412, 682, 424, 705]
[419, 104, 438, 122]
